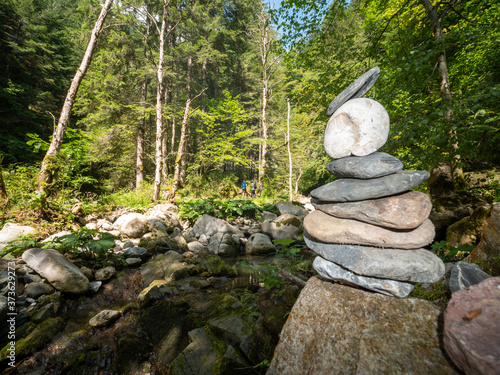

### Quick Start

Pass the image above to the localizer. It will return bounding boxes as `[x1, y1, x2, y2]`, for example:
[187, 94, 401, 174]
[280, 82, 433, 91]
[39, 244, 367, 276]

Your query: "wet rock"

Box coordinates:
[449, 261, 491, 293]
[194, 254, 233, 277]
[89, 281, 102, 293]
[305, 232, 445, 283]
[123, 246, 148, 259]
[140, 251, 193, 287]
[313, 256, 414, 298]
[192, 214, 244, 238]
[261, 213, 303, 241]
[275, 201, 308, 219]
[326, 152, 403, 179]
[24, 282, 55, 299]
[138, 279, 178, 308]
[326, 66, 380, 116]
[207, 232, 239, 257]
[169, 328, 221, 375]
[0, 223, 36, 250]
[312, 190, 432, 229]
[125, 257, 142, 266]
[22, 248, 89, 294]
[311, 170, 430, 202]
[444, 277, 500, 375]
[89, 309, 121, 327]
[245, 233, 275, 255]
[95, 266, 116, 282]
[268, 276, 458, 375]
[113, 213, 149, 238]
[305, 210, 435, 249]
[324, 98, 389, 159]
[209, 315, 253, 357]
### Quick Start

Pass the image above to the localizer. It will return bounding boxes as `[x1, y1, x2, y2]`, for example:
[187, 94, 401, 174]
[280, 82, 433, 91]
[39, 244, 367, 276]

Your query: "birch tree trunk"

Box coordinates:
[136, 76, 148, 189]
[287, 98, 293, 201]
[420, 0, 463, 182]
[152, 1, 168, 202]
[36, 0, 114, 193]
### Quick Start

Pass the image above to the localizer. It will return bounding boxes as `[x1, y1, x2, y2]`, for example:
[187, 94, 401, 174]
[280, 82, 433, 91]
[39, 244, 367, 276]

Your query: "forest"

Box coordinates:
[0, 0, 499, 222]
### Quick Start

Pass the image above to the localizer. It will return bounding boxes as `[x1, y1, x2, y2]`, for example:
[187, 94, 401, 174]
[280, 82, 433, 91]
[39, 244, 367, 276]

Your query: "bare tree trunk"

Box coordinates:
[136, 76, 148, 189]
[152, 1, 168, 202]
[36, 0, 114, 193]
[287, 98, 293, 201]
[295, 168, 303, 195]
[0, 160, 8, 206]
[420, 0, 462, 182]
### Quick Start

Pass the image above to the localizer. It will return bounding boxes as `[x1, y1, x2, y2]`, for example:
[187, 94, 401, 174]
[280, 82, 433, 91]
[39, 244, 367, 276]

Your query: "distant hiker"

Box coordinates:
[250, 180, 257, 198]
[241, 180, 248, 197]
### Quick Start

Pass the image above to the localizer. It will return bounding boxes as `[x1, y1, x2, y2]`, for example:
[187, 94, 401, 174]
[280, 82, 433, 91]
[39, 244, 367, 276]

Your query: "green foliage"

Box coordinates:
[410, 282, 450, 307]
[273, 238, 305, 270]
[178, 198, 265, 225]
[0, 234, 44, 258]
[51, 228, 117, 259]
[431, 241, 475, 263]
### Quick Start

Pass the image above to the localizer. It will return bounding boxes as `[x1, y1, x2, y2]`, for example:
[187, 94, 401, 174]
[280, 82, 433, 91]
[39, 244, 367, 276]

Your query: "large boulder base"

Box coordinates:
[267, 276, 459, 375]
[22, 248, 89, 294]
[444, 277, 500, 375]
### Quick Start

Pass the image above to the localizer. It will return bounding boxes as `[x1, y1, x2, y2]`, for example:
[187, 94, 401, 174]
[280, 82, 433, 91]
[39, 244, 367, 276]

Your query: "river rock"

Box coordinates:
[0, 223, 36, 250]
[311, 170, 430, 202]
[24, 282, 55, 299]
[146, 204, 181, 232]
[305, 232, 445, 283]
[207, 232, 239, 257]
[312, 191, 432, 229]
[313, 257, 414, 297]
[261, 213, 303, 241]
[192, 214, 244, 238]
[140, 251, 193, 287]
[304, 210, 435, 249]
[89, 309, 121, 327]
[326, 66, 380, 116]
[114, 213, 149, 238]
[95, 266, 116, 281]
[444, 277, 500, 375]
[22, 248, 89, 294]
[245, 233, 275, 255]
[449, 261, 491, 293]
[123, 246, 148, 259]
[267, 276, 457, 375]
[275, 201, 308, 219]
[325, 152, 403, 179]
[324, 98, 390, 159]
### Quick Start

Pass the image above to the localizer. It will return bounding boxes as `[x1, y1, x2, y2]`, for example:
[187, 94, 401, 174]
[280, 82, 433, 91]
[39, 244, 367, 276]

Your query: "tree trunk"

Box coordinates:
[0, 160, 8, 206]
[152, 1, 168, 202]
[287, 98, 293, 201]
[420, 0, 463, 182]
[36, 0, 114, 193]
[136, 76, 148, 189]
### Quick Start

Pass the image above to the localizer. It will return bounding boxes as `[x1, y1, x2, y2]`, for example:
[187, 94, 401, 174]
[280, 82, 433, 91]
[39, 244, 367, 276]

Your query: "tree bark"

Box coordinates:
[36, 0, 114, 193]
[287, 98, 293, 201]
[136, 76, 148, 190]
[152, 0, 168, 202]
[0, 160, 8, 206]
[420, 0, 463, 182]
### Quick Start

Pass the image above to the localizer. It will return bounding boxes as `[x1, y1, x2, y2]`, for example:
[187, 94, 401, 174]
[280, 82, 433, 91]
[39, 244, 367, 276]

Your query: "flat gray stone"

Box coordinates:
[22, 248, 89, 294]
[94, 266, 116, 281]
[324, 98, 390, 159]
[305, 232, 445, 283]
[313, 256, 414, 298]
[89, 309, 121, 327]
[326, 66, 380, 116]
[311, 170, 430, 202]
[449, 261, 491, 293]
[123, 246, 148, 259]
[24, 282, 55, 299]
[311, 191, 432, 229]
[304, 210, 435, 249]
[267, 276, 459, 375]
[325, 152, 403, 179]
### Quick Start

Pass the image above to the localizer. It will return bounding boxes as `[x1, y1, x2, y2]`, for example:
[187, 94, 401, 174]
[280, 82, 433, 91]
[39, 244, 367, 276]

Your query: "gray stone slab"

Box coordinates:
[327, 66, 380, 116]
[325, 152, 403, 179]
[313, 256, 414, 298]
[311, 170, 430, 202]
[449, 261, 491, 293]
[305, 231, 445, 283]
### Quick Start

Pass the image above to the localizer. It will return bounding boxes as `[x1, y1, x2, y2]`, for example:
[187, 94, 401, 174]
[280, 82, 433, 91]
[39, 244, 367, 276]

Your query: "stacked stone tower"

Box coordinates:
[303, 67, 445, 298]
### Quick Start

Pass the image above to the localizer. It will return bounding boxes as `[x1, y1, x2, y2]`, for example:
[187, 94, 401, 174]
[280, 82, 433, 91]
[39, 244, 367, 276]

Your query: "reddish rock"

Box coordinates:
[444, 277, 500, 375]
[304, 210, 435, 249]
[312, 191, 432, 229]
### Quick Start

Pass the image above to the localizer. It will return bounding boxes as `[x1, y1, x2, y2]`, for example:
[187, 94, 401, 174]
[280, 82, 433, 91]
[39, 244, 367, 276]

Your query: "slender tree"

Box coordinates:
[286, 98, 293, 201]
[36, 0, 114, 194]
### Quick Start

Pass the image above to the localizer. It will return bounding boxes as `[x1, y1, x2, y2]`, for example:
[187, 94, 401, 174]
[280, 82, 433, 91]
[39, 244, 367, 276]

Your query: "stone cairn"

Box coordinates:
[303, 67, 445, 298]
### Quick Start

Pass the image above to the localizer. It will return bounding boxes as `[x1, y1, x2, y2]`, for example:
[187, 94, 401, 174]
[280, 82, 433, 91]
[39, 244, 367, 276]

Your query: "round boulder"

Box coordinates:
[114, 213, 149, 238]
[245, 233, 275, 255]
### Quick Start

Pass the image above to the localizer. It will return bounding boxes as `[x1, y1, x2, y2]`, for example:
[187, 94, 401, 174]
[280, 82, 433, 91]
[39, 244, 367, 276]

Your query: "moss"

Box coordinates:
[410, 282, 451, 308]
[0, 317, 64, 361]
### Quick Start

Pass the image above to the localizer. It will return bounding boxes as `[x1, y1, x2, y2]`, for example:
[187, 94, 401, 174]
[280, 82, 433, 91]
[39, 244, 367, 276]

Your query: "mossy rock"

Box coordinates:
[0, 317, 64, 361]
[195, 254, 235, 277]
[446, 205, 492, 247]
[138, 235, 182, 256]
